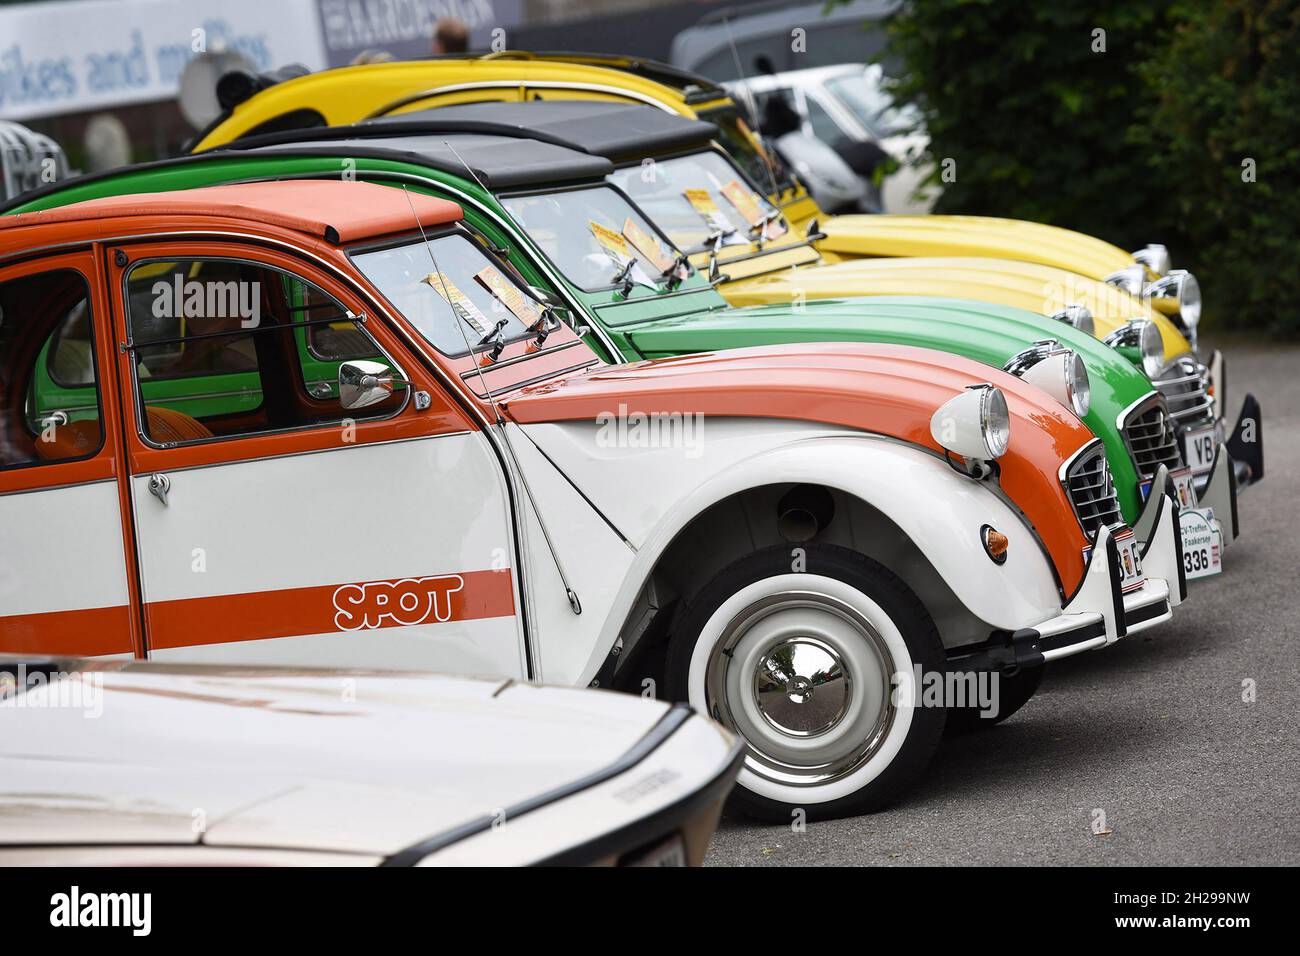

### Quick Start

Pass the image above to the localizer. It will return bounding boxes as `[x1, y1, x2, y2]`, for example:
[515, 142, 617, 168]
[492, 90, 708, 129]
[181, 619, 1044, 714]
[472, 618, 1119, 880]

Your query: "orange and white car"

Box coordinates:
[0, 180, 1182, 819]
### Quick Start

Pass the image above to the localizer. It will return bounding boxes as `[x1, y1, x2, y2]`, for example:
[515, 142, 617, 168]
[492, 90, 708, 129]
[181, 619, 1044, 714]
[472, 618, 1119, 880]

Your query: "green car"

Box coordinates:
[3, 123, 1226, 548]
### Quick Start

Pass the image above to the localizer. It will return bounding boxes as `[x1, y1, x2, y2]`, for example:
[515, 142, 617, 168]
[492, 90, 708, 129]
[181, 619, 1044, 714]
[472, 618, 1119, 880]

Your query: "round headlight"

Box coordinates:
[1103, 318, 1164, 379]
[1011, 345, 1091, 418]
[1132, 243, 1171, 276]
[1067, 350, 1091, 417]
[929, 384, 1011, 462]
[1050, 304, 1095, 337]
[1104, 264, 1146, 296]
[1138, 319, 1163, 377]
[1178, 271, 1201, 328]
[981, 386, 1011, 458]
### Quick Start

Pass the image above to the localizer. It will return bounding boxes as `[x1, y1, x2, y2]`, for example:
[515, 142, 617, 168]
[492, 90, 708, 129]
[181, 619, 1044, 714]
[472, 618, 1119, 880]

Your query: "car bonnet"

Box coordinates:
[0, 662, 681, 858]
[723, 255, 1191, 361]
[502, 340, 1096, 588]
[819, 213, 1139, 283]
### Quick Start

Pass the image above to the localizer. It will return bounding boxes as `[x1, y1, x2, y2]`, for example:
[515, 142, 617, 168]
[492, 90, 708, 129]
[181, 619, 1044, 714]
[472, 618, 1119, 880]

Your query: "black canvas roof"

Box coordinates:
[366, 101, 718, 163]
[231, 132, 614, 189]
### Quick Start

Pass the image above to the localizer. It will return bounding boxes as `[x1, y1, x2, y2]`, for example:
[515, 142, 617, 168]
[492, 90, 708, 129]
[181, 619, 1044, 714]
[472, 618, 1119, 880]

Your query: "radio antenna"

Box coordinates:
[723, 18, 781, 201]
[400, 185, 581, 615]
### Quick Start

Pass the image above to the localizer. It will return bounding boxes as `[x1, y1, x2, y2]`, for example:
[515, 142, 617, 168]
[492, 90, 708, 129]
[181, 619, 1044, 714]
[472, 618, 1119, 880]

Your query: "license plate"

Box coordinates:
[1083, 528, 1145, 594]
[1183, 425, 1218, 475]
[1170, 467, 1198, 508]
[1140, 466, 1199, 508]
[629, 834, 687, 867]
[1179, 508, 1223, 579]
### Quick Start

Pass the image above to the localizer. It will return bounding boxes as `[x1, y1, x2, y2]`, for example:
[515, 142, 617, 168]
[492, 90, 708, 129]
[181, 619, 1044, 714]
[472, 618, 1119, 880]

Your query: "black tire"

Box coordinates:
[665, 544, 947, 822]
[944, 664, 1046, 735]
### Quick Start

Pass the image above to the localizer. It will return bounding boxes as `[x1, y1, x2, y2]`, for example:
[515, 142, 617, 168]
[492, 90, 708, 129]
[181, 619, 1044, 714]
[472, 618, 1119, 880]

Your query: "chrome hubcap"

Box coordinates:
[754, 638, 851, 736]
[704, 589, 897, 788]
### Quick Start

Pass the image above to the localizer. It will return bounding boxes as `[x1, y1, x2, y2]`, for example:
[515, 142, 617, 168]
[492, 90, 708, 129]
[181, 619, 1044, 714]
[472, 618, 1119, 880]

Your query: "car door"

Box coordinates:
[106, 239, 527, 676]
[0, 252, 136, 656]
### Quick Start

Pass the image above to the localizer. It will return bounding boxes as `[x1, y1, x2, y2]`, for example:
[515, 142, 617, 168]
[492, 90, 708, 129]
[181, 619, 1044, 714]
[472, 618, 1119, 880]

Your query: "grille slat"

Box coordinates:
[1154, 358, 1214, 427]
[1064, 445, 1123, 539]
[1124, 401, 1183, 480]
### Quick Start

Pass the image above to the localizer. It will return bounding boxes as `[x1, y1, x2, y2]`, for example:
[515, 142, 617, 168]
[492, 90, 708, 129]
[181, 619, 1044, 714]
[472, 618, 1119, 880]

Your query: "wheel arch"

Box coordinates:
[588, 435, 1062, 690]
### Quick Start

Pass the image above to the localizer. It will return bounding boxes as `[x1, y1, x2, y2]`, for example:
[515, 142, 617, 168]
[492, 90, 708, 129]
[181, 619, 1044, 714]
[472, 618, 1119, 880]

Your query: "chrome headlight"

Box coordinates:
[930, 384, 1011, 463]
[1004, 340, 1091, 418]
[1104, 264, 1146, 296]
[1049, 303, 1095, 337]
[1145, 269, 1200, 329]
[1132, 243, 1171, 276]
[1104, 318, 1163, 378]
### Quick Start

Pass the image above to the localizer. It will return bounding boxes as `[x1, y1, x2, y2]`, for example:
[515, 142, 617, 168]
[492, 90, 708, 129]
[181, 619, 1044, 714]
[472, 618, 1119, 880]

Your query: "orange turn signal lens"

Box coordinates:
[981, 525, 1009, 565]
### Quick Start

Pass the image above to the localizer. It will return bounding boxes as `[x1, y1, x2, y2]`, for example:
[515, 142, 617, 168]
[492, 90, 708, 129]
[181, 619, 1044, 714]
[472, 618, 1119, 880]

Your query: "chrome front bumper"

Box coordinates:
[969, 499, 1183, 668]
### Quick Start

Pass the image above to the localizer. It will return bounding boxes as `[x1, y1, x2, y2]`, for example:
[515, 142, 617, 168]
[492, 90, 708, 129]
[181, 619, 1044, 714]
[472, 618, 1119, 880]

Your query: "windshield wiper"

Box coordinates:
[476, 317, 509, 363]
[612, 256, 640, 297]
[660, 252, 690, 291]
[704, 229, 734, 283]
[749, 209, 783, 249]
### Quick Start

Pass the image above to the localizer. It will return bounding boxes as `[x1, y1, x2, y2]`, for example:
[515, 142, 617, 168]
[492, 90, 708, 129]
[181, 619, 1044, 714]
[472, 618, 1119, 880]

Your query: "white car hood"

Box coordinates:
[0, 663, 672, 857]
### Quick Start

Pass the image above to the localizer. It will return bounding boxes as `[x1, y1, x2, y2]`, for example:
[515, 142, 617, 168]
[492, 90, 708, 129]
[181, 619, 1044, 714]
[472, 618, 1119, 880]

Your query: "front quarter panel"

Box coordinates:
[522, 420, 1068, 684]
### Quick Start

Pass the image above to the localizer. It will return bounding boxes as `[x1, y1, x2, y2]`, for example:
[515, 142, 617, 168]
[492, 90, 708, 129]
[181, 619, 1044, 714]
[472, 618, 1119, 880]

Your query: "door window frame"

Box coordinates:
[0, 249, 120, 494]
[105, 238, 473, 475]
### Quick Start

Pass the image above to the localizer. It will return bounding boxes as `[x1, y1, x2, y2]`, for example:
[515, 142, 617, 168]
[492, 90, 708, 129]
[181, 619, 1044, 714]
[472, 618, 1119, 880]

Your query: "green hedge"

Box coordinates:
[878, 0, 1300, 336]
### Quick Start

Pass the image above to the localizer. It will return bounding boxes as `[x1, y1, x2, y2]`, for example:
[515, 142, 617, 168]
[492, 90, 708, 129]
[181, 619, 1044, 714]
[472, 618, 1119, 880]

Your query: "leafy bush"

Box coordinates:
[878, 0, 1300, 336]
[1136, 0, 1300, 335]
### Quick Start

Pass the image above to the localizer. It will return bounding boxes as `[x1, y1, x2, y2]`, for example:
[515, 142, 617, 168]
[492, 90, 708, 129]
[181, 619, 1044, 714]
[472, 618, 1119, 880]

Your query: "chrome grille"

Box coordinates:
[1154, 357, 1214, 427]
[1123, 399, 1183, 480]
[1063, 443, 1123, 539]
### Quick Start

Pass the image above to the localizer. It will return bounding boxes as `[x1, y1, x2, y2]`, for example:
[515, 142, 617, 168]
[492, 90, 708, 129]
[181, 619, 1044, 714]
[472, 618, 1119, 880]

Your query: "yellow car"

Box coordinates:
[192, 53, 1260, 487]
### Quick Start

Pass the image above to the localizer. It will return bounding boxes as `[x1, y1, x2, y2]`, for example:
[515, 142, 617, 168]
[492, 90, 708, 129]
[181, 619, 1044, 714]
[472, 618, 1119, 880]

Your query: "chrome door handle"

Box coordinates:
[147, 473, 171, 506]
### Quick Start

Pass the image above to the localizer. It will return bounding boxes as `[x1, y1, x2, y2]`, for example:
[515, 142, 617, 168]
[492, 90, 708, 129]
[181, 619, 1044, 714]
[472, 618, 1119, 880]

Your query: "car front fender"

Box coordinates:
[523, 423, 1071, 686]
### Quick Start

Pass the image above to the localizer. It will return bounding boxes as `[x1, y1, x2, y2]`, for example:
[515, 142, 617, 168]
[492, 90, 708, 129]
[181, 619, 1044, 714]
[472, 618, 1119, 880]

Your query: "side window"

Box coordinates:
[0, 268, 103, 469]
[803, 95, 851, 147]
[123, 257, 402, 446]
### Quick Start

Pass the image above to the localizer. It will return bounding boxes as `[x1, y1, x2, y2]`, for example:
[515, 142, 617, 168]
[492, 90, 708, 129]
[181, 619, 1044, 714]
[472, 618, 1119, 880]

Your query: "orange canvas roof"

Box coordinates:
[0, 180, 462, 243]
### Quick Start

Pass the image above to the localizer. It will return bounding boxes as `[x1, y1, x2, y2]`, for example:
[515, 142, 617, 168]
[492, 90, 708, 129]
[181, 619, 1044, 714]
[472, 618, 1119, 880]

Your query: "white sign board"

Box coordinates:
[0, 0, 328, 121]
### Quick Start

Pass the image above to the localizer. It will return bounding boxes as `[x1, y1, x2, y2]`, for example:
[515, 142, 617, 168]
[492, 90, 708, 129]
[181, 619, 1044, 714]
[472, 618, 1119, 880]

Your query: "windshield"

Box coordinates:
[501, 185, 689, 293]
[825, 67, 917, 138]
[351, 233, 543, 358]
[608, 150, 786, 253]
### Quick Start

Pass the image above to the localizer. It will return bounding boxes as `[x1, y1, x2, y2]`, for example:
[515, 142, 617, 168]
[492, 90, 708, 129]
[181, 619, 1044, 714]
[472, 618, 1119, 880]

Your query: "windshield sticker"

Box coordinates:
[621, 218, 678, 274]
[423, 272, 490, 335]
[683, 189, 747, 245]
[720, 180, 787, 239]
[590, 220, 658, 288]
[474, 265, 542, 327]
[720, 180, 765, 226]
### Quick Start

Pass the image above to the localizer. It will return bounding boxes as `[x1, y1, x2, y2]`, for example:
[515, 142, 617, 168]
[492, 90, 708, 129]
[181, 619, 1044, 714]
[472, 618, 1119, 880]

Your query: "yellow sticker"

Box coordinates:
[474, 265, 542, 328]
[423, 272, 490, 335]
[621, 218, 677, 274]
[683, 188, 740, 237]
[589, 220, 633, 262]
[720, 180, 766, 228]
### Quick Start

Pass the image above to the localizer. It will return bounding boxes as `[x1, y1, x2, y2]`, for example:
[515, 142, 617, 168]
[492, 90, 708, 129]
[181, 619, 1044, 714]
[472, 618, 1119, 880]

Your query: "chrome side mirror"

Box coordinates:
[339, 359, 405, 410]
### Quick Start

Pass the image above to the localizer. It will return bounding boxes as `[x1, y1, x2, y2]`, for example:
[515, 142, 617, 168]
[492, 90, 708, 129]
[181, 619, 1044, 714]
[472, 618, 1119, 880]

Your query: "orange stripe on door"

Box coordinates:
[144, 568, 516, 650]
[0, 605, 134, 656]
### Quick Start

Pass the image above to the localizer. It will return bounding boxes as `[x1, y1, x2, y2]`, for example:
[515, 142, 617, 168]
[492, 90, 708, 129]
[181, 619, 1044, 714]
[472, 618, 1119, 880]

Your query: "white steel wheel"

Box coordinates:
[667, 545, 947, 821]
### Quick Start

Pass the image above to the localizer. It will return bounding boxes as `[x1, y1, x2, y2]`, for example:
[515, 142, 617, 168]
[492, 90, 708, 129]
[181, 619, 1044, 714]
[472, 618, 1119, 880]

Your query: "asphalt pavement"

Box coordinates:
[706, 342, 1299, 866]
